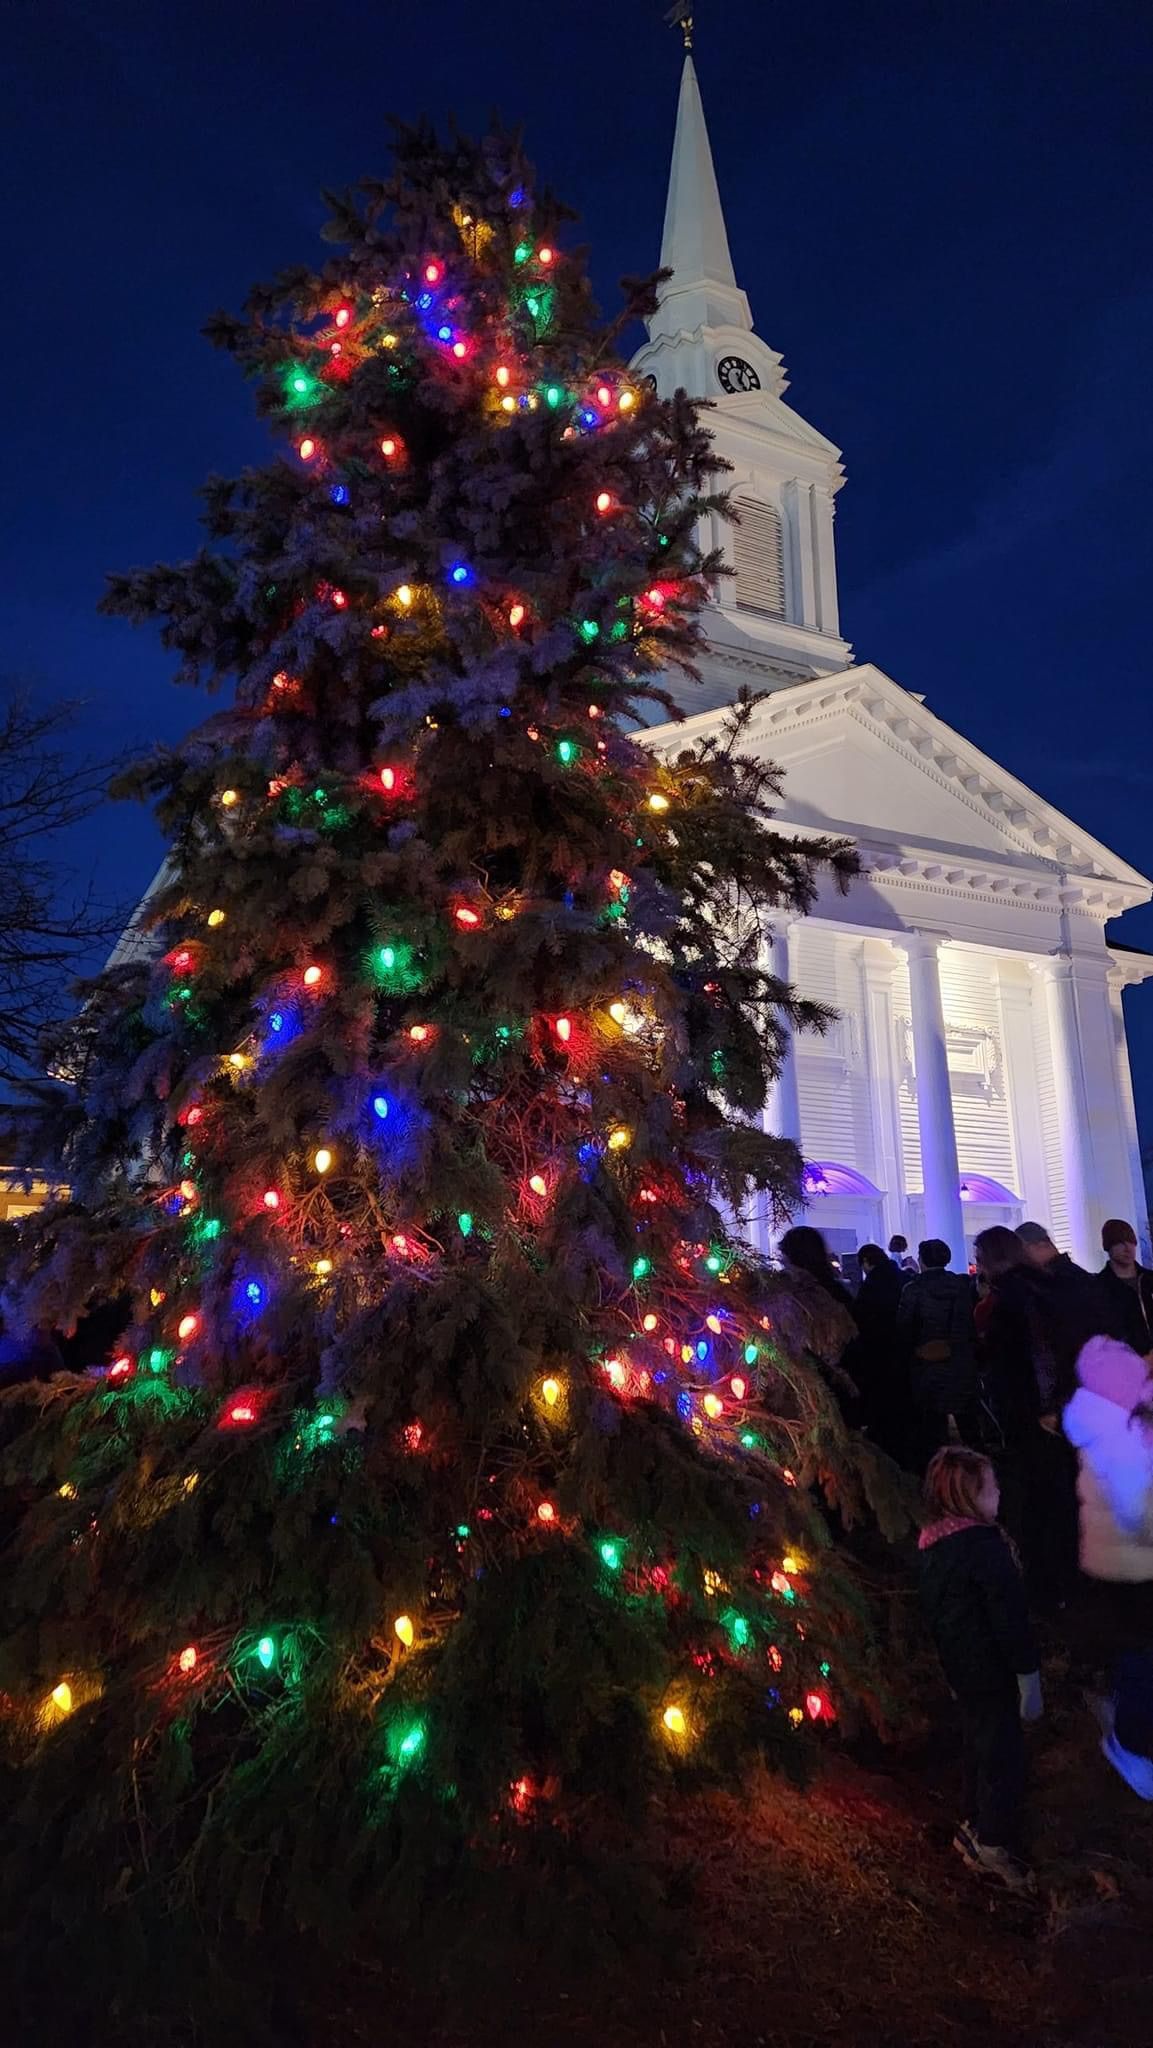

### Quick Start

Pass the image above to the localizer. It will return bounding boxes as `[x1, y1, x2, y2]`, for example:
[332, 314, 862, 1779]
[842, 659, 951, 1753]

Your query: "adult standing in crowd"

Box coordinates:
[897, 1238, 979, 1456]
[851, 1243, 908, 1458]
[1097, 1220, 1153, 1359]
[975, 1224, 1090, 1609]
[889, 1233, 919, 1276]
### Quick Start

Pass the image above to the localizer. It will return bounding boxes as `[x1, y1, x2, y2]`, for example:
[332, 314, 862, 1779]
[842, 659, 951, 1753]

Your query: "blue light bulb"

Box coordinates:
[246, 1281, 263, 1306]
[450, 562, 471, 585]
[330, 484, 349, 506]
[437, 324, 453, 342]
[372, 1094, 390, 1120]
[270, 1012, 283, 1033]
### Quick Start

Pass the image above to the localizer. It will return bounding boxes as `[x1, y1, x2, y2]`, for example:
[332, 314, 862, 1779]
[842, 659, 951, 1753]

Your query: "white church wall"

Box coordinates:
[938, 949, 1018, 1194]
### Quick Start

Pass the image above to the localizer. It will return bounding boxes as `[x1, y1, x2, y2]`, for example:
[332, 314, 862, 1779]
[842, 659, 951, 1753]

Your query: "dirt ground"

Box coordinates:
[331, 1628, 1153, 2048]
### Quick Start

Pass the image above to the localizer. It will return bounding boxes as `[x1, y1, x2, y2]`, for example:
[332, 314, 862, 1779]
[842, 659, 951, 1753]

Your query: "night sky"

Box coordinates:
[5, 0, 1153, 1133]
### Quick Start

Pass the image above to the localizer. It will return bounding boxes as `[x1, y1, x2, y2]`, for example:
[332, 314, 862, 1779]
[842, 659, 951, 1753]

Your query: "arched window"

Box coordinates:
[733, 496, 785, 618]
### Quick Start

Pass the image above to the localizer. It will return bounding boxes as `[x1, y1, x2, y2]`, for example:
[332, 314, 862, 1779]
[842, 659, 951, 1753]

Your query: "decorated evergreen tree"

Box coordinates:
[1, 124, 900, 2025]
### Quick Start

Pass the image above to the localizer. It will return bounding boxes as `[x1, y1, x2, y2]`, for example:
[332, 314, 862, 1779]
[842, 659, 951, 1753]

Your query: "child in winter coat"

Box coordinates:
[1064, 1334, 1153, 1799]
[919, 1446, 1043, 1890]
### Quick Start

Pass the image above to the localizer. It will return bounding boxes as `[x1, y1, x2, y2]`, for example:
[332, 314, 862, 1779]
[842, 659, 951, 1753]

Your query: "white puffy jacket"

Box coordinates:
[1063, 1386, 1153, 1583]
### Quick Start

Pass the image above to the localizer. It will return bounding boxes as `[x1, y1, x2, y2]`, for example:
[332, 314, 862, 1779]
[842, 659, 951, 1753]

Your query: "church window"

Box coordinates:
[732, 497, 785, 618]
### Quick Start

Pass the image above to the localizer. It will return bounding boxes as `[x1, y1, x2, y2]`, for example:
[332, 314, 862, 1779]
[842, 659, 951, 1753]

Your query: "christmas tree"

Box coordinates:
[1, 123, 898, 2025]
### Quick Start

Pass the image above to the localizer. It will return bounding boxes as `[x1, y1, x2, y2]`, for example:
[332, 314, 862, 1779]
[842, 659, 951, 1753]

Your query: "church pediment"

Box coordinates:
[644, 664, 1150, 902]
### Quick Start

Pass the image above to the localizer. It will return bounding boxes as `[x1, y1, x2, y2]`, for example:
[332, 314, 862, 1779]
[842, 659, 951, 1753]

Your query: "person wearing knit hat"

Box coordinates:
[1098, 1220, 1153, 1360]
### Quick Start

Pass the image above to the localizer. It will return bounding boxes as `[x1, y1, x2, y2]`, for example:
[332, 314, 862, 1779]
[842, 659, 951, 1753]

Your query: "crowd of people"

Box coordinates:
[778, 1214, 1153, 1893]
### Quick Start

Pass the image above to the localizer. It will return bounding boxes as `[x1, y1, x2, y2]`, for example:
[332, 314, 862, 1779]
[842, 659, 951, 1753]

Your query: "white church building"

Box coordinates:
[635, 52, 1152, 1272]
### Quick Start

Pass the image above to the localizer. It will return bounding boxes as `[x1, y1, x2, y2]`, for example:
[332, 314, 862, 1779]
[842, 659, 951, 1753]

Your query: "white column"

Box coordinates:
[1043, 950, 1141, 1269]
[902, 932, 965, 1258]
[763, 925, 803, 1147]
[1109, 969, 1150, 1258]
[750, 925, 803, 1253]
[811, 485, 840, 636]
[782, 481, 818, 629]
[859, 938, 906, 1243]
[995, 959, 1050, 1220]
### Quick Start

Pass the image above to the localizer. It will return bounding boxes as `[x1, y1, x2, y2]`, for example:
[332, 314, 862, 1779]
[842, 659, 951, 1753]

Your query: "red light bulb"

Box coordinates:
[109, 1356, 133, 1381]
[334, 305, 351, 328]
[263, 1189, 280, 1211]
[596, 385, 612, 407]
[185, 1105, 203, 1127]
[379, 766, 397, 792]
[228, 1402, 255, 1425]
[454, 905, 480, 928]
[380, 437, 398, 458]
[299, 438, 316, 461]
[595, 491, 613, 514]
[408, 1024, 429, 1043]
[424, 261, 442, 284]
[178, 1645, 198, 1674]
[177, 1315, 199, 1343]
[508, 602, 525, 628]
[645, 587, 666, 610]
[331, 589, 347, 608]
[452, 340, 468, 359]
[537, 1500, 556, 1524]
[554, 1016, 572, 1043]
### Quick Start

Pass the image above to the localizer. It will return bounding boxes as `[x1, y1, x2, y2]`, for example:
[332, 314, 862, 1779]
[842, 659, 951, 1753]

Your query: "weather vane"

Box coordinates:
[665, 1, 694, 50]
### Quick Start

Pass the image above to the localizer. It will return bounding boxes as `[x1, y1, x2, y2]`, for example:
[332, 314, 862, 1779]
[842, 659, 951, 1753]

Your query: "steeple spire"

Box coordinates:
[648, 51, 752, 346]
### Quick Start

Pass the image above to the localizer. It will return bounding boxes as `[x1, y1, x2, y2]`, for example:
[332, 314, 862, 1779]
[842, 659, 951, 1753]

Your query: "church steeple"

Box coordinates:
[631, 46, 852, 709]
[650, 55, 752, 346]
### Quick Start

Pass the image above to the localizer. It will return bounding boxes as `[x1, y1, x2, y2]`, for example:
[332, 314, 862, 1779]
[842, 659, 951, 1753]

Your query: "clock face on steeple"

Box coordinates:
[716, 354, 761, 394]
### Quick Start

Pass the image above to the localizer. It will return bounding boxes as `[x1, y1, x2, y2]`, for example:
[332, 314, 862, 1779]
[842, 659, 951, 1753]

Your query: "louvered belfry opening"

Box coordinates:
[733, 496, 785, 617]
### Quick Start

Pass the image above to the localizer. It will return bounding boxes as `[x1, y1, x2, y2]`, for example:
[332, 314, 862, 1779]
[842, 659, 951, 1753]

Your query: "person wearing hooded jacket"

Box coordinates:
[1064, 1334, 1153, 1800]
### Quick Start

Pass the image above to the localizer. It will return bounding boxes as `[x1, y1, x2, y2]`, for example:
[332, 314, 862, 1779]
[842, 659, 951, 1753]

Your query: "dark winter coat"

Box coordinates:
[1097, 1263, 1153, 1358]
[919, 1520, 1039, 1698]
[897, 1268, 976, 1414]
[980, 1256, 1102, 1435]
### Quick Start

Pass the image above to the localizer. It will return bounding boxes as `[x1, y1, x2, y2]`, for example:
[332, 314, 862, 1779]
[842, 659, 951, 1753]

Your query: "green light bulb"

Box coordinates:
[731, 1615, 751, 1649]
[599, 1538, 623, 1571]
[398, 1722, 425, 1761]
[526, 295, 540, 318]
[257, 1635, 275, 1670]
[545, 385, 561, 407]
[379, 945, 396, 970]
[557, 739, 576, 765]
[744, 1342, 758, 1365]
[632, 1256, 651, 1281]
[579, 620, 599, 643]
[706, 1254, 722, 1274]
[739, 1430, 759, 1450]
[514, 242, 530, 263]
[455, 1523, 471, 1540]
[458, 1212, 473, 1237]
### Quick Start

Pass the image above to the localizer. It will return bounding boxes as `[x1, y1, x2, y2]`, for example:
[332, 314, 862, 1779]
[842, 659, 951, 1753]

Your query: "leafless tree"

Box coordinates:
[0, 686, 123, 1082]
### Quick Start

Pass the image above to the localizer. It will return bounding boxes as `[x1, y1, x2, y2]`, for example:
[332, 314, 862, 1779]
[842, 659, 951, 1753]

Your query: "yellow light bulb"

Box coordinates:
[315, 1258, 333, 1277]
[662, 1704, 686, 1737]
[229, 1052, 248, 1069]
[702, 1393, 724, 1419]
[541, 1376, 561, 1408]
[607, 1126, 631, 1151]
[782, 1555, 802, 1575]
[394, 1614, 415, 1648]
[207, 908, 226, 927]
[618, 389, 636, 411]
[500, 394, 517, 413]
[314, 1147, 333, 1175]
[50, 1681, 73, 1715]
[182, 1472, 200, 1494]
[57, 1481, 77, 1501]
[396, 584, 413, 608]
[609, 1001, 627, 1025]
[647, 792, 670, 813]
[220, 788, 239, 808]
[706, 1314, 723, 1335]
[789, 1706, 804, 1727]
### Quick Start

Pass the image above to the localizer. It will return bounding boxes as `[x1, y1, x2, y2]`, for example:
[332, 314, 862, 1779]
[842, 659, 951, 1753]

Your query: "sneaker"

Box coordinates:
[952, 1821, 1036, 1893]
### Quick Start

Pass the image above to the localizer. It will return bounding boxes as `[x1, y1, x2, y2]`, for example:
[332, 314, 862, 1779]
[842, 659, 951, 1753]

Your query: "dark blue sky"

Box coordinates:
[5, 0, 1153, 1128]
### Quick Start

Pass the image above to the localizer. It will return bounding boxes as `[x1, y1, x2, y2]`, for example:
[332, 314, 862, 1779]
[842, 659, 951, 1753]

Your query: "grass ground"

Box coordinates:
[328, 1619, 1153, 2048]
